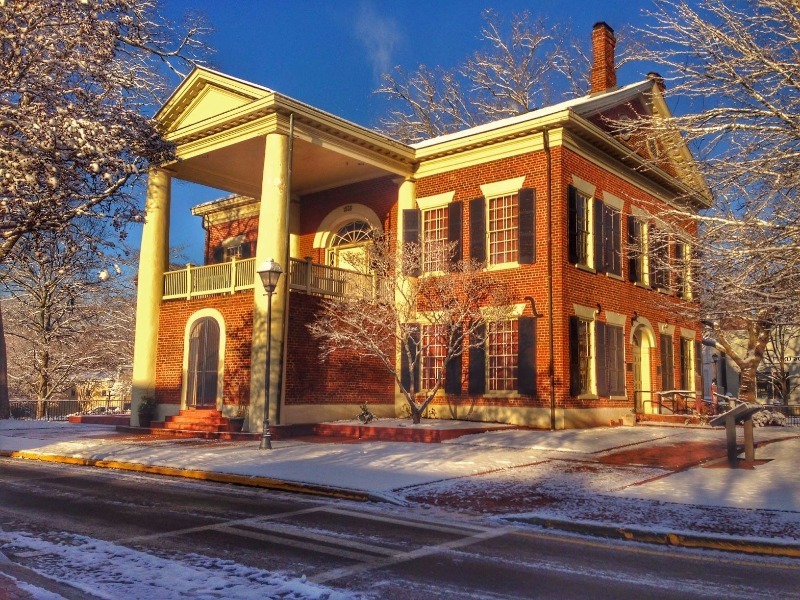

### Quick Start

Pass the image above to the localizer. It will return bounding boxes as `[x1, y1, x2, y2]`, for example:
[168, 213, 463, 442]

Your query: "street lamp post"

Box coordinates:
[256, 258, 283, 450]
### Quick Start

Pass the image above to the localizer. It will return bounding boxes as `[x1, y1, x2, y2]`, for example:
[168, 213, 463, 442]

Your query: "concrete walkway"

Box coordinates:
[2, 420, 800, 560]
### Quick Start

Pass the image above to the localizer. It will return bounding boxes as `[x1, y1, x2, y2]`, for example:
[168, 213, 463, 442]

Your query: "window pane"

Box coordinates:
[488, 320, 518, 391]
[422, 207, 449, 272]
[489, 194, 518, 265]
[578, 319, 592, 394]
[575, 193, 590, 266]
[421, 324, 447, 390]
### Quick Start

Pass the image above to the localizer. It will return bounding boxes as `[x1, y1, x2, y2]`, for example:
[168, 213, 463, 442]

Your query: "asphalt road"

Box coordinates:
[1, 457, 799, 599]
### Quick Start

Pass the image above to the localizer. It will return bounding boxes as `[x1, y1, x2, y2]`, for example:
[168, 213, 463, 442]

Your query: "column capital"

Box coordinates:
[264, 113, 293, 137]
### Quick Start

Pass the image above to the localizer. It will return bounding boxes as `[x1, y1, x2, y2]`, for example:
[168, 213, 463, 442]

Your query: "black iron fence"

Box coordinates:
[766, 404, 800, 426]
[9, 398, 130, 421]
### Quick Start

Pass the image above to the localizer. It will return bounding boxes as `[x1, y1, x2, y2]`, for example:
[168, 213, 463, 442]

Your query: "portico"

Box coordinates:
[131, 67, 415, 430]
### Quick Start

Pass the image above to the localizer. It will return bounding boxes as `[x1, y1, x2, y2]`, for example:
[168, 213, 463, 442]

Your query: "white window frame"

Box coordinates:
[417, 192, 455, 275]
[481, 176, 526, 271]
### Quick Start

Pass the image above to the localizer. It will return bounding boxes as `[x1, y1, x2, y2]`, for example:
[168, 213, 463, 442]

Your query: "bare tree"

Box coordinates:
[309, 236, 514, 424]
[376, 10, 591, 143]
[0, 0, 207, 265]
[619, 0, 800, 400]
[1, 230, 136, 417]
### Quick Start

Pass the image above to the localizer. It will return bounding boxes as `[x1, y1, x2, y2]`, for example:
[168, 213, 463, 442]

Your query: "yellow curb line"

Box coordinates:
[519, 516, 800, 558]
[3, 450, 373, 503]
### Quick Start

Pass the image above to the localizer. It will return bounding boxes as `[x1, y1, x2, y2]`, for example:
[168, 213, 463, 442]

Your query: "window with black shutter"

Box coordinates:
[568, 186, 591, 267]
[627, 215, 647, 285]
[679, 337, 693, 389]
[569, 316, 592, 396]
[468, 323, 486, 395]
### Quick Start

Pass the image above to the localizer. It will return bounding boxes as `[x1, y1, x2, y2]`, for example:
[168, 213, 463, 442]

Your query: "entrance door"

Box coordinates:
[633, 325, 653, 413]
[186, 317, 220, 408]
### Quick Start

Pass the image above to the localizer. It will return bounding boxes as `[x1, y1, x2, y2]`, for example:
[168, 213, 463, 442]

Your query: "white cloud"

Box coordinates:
[355, 1, 402, 80]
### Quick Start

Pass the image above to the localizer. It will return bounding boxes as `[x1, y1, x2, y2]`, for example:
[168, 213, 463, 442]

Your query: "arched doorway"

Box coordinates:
[327, 220, 373, 272]
[186, 317, 221, 408]
[632, 324, 654, 413]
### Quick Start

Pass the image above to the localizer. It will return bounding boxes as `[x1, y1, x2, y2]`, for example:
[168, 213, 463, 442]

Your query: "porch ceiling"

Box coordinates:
[164, 136, 392, 198]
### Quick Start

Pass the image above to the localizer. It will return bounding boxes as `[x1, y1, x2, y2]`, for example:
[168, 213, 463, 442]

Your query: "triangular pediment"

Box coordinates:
[156, 67, 272, 134]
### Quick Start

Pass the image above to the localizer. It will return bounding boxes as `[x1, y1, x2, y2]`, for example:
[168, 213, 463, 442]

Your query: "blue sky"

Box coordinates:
[156, 0, 660, 263]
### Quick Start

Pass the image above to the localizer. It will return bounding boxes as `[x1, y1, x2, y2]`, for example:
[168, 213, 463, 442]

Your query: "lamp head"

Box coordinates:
[257, 258, 283, 293]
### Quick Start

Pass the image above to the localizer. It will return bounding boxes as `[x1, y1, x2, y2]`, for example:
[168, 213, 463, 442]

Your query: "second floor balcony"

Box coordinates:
[162, 257, 379, 301]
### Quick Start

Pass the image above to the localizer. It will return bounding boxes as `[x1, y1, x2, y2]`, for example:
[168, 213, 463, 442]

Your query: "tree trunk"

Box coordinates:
[410, 405, 422, 424]
[0, 302, 9, 419]
[739, 365, 757, 403]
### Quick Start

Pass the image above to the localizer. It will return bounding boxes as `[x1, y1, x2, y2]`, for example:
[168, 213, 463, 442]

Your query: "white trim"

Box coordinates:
[605, 310, 627, 328]
[602, 191, 624, 212]
[313, 204, 383, 249]
[631, 204, 651, 219]
[573, 304, 597, 321]
[181, 308, 226, 411]
[480, 176, 526, 199]
[416, 191, 455, 211]
[680, 327, 696, 340]
[571, 175, 596, 198]
[659, 323, 675, 336]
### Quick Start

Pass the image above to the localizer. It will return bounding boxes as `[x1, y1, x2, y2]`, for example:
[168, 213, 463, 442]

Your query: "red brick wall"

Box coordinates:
[155, 292, 254, 406]
[285, 293, 395, 406]
[296, 176, 398, 262]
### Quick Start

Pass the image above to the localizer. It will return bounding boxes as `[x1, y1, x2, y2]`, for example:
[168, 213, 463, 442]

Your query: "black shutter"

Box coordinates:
[695, 340, 703, 393]
[610, 209, 621, 276]
[627, 215, 639, 282]
[660, 334, 673, 390]
[609, 326, 625, 396]
[468, 323, 486, 395]
[469, 197, 486, 263]
[212, 247, 224, 264]
[594, 199, 605, 273]
[650, 226, 659, 288]
[401, 324, 421, 394]
[240, 241, 253, 259]
[445, 325, 463, 394]
[448, 202, 463, 266]
[675, 241, 685, 297]
[596, 321, 608, 396]
[403, 209, 421, 276]
[569, 316, 581, 396]
[518, 317, 536, 396]
[518, 188, 535, 264]
[568, 186, 579, 264]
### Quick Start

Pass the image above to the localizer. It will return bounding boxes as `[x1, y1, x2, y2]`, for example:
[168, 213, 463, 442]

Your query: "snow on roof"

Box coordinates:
[411, 80, 654, 149]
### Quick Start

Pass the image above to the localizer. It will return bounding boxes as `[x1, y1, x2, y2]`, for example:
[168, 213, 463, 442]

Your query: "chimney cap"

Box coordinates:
[592, 21, 615, 35]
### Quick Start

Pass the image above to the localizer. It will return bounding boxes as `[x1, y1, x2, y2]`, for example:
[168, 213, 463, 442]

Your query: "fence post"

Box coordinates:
[186, 265, 193, 300]
[305, 257, 313, 293]
[230, 257, 237, 294]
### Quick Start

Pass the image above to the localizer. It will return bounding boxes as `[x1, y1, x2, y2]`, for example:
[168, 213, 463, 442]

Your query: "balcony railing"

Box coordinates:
[162, 257, 379, 300]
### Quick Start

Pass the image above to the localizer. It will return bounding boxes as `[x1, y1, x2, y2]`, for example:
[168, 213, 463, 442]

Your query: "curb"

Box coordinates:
[512, 515, 800, 558]
[0, 450, 388, 504]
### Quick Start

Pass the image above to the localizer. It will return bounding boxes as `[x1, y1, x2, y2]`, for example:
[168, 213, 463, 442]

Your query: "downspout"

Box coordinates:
[275, 113, 294, 425]
[544, 129, 556, 431]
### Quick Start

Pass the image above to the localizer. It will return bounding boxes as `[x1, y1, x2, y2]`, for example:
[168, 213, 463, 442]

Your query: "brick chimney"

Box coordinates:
[591, 22, 617, 94]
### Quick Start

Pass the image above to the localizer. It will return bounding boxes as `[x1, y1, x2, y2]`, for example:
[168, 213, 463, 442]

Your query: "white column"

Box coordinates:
[248, 133, 290, 432]
[394, 178, 416, 415]
[131, 169, 171, 425]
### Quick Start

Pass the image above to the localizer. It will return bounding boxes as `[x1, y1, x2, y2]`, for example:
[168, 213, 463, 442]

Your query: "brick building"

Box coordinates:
[131, 23, 709, 431]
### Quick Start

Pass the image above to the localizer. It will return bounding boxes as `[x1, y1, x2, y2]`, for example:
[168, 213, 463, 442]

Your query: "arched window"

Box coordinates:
[327, 220, 373, 271]
[186, 317, 221, 407]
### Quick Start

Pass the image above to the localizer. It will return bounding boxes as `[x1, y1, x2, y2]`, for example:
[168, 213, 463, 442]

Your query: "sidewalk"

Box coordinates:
[2, 420, 800, 558]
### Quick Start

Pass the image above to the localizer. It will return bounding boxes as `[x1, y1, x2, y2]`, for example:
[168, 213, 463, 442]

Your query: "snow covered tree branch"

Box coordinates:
[0, 0, 208, 265]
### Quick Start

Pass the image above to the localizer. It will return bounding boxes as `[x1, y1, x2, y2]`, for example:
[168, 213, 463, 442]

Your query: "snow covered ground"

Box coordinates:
[2, 420, 800, 598]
